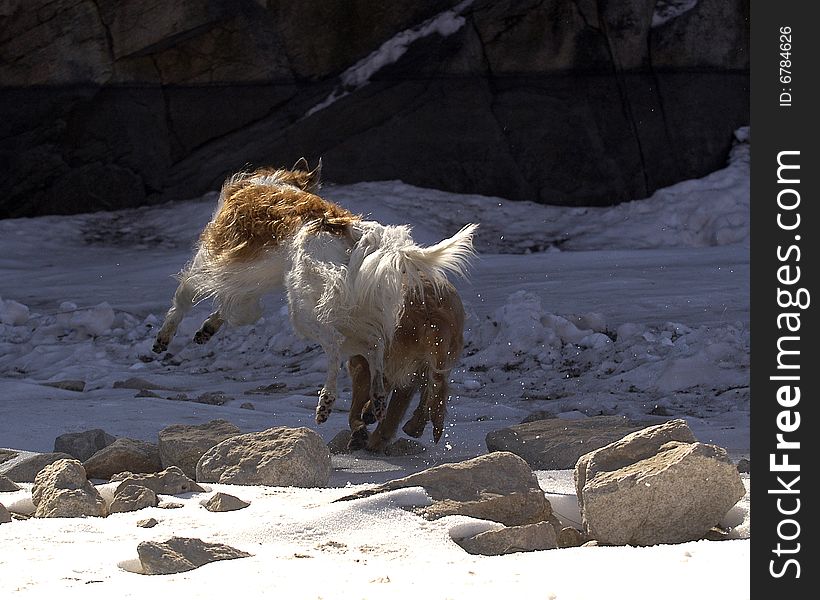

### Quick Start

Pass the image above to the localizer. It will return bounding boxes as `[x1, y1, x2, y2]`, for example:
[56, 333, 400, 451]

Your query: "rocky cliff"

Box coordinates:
[0, 0, 749, 217]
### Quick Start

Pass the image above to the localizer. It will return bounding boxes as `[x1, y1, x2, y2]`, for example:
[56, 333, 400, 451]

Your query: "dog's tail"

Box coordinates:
[342, 223, 477, 343]
[400, 223, 478, 287]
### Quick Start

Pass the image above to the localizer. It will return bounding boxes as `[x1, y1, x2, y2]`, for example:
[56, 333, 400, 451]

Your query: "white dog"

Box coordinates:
[153, 160, 476, 424]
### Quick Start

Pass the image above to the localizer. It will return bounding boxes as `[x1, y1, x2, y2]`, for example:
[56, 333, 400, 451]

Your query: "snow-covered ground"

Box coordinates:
[0, 128, 750, 598]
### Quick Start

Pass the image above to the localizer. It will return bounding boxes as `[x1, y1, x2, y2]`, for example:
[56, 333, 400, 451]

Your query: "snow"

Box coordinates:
[306, 0, 474, 117]
[0, 129, 750, 597]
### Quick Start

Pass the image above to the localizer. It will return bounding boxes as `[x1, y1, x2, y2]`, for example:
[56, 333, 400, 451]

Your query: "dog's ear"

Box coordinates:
[305, 158, 322, 192]
[292, 157, 310, 172]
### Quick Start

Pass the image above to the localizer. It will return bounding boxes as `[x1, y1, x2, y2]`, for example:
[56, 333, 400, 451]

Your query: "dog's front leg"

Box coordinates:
[315, 334, 343, 424]
[366, 340, 388, 422]
[193, 311, 224, 344]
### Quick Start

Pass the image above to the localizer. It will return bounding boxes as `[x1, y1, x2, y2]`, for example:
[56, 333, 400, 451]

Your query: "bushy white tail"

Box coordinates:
[342, 222, 477, 346]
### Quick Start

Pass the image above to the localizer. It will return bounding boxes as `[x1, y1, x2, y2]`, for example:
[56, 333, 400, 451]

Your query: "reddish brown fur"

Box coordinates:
[347, 278, 465, 453]
[200, 168, 359, 264]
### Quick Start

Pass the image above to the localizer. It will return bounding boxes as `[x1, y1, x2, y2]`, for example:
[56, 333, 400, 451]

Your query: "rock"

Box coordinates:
[1, 2, 748, 219]
[239, 402, 256, 410]
[520, 410, 556, 424]
[135, 389, 162, 398]
[84, 438, 162, 480]
[327, 430, 352, 454]
[41, 380, 86, 392]
[486, 416, 645, 470]
[196, 426, 331, 487]
[158, 419, 241, 479]
[575, 420, 746, 546]
[0, 474, 20, 492]
[54, 429, 117, 462]
[193, 391, 233, 405]
[112, 377, 180, 391]
[0, 502, 11, 524]
[200, 492, 250, 513]
[110, 484, 159, 514]
[0, 449, 18, 465]
[455, 521, 557, 555]
[137, 536, 252, 575]
[137, 517, 159, 528]
[384, 438, 427, 456]
[557, 527, 584, 548]
[337, 452, 552, 527]
[582, 540, 600, 547]
[159, 501, 185, 509]
[1, 452, 74, 483]
[31, 459, 106, 518]
[112, 466, 205, 496]
[736, 458, 750, 473]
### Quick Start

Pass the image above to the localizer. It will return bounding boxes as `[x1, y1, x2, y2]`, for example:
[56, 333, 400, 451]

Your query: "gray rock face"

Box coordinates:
[200, 492, 250, 513]
[54, 429, 117, 462]
[83, 438, 162, 480]
[110, 484, 159, 514]
[575, 419, 746, 546]
[0, 502, 11, 524]
[158, 419, 242, 479]
[327, 430, 352, 455]
[455, 521, 557, 555]
[1, 452, 74, 483]
[137, 536, 252, 575]
[337, 451, 552, 527]
[486, 416, 645, 470]
[196, 426, 330, 487]
[0, 474, 20, 492]
[31, 459, 106, 518]
[112, 466, 205, 496]
[0, 1, 748, 219]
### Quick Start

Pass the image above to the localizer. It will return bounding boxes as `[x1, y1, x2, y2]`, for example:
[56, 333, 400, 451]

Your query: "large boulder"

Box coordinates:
[83, 438, 162, 480]
[158, 419, 241, 479]
[54, 429, 117, 462]
[109, 484, 159, 514]
[575, 419, 746, 545]
[0, 1, 748, 218]
[137, 537, 252, 575]
[1, 452, 74, 483]
[31, 459, 106, 518]
[486, 416, 645, 469]
[337, 451, 552, 527]
[196, 426, 330, 487]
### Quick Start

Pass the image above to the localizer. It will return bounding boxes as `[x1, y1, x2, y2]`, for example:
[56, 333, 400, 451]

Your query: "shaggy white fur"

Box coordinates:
[286, 220, 477, 423]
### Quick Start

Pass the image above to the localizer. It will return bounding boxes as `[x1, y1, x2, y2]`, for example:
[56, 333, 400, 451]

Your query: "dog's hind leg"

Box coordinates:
[426, 370, 450, 444]
[368, 384, 416, 453]
[153, 272, 197, 353]
[346, 355, 371, 451]
[193, 311, 224, 344]
[402, 372, 429, 438]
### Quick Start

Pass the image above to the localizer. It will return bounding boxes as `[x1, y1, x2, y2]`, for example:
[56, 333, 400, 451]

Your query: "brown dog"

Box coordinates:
[346, 277, 465, 453]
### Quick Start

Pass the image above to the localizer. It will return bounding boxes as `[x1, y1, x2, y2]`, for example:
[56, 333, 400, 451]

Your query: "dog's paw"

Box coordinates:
[402, 418, 425, 439]
[361, 404, 377, 425]
[315, 389, 335, 424]
[371, 394, 387, 422]
[193, 329, 211, 345]
[347, 427, 368, 451]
